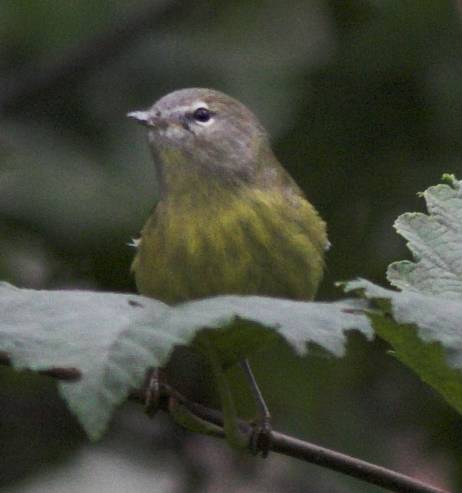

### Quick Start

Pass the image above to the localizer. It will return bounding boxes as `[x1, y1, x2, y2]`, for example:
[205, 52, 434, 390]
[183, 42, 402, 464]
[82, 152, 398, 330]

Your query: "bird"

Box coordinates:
[128, 88, 328, 456]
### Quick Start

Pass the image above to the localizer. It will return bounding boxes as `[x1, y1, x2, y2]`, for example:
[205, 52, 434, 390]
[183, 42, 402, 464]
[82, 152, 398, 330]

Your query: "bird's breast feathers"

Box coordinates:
[132, 188, 327, 304]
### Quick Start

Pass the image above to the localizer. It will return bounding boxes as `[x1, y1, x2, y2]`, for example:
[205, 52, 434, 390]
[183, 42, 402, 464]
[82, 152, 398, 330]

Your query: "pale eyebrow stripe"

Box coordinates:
[190, 101, 209, 111]
[170, 101, 209, 114]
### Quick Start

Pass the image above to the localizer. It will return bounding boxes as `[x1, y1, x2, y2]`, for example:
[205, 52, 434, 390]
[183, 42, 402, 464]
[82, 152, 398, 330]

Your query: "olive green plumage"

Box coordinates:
[129, 88, 328, 304]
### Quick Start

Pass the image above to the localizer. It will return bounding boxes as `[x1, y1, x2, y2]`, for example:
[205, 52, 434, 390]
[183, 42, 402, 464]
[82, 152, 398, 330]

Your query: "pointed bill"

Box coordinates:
[127, 110, 151, 125]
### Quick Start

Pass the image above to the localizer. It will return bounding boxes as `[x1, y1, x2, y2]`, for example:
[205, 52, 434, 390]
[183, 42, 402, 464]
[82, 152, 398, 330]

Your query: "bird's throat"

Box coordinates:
[155, 146, 252, 203]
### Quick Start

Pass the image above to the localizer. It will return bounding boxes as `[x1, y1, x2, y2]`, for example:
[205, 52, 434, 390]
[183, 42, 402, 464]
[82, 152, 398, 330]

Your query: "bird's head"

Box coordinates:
[128, 88, 268, 182]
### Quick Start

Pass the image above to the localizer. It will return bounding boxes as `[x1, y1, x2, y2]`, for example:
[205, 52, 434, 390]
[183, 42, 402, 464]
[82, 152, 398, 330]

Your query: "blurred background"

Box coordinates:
[1, 0, 462, 491]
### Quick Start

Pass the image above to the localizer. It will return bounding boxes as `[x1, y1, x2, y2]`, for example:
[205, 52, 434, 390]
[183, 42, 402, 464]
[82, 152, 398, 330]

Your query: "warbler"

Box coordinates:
[128, 88, 328, 455]
[128, 88, 328, 303]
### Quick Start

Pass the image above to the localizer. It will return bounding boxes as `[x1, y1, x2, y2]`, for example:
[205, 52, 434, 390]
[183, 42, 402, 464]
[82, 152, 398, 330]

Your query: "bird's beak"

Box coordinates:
[127, 110, 154, 127]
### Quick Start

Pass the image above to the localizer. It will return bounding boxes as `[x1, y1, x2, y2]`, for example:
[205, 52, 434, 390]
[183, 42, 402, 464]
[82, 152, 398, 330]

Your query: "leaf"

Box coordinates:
[370, 315, 462, 415]
[344, 175, 462, 415]
[0, 282, 371, 439]
[387, 173, 462, 296]
[0, 283, 171, 439]
[345, 279, 462, 414]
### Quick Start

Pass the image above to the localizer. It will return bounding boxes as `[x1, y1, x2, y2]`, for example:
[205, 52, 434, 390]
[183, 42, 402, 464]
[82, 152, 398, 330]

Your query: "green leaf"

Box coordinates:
[345, 279, 462, 414]
[387, 173, 462, 296]
[370, 314, 462, 415]
[0, 283, 171, 439]
[344, 175, 462, 415]
[0, 282, 371, 440]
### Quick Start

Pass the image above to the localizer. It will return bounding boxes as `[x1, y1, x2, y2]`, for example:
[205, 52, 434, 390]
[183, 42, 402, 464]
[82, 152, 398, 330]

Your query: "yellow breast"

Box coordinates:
[132, 188, 327, 304]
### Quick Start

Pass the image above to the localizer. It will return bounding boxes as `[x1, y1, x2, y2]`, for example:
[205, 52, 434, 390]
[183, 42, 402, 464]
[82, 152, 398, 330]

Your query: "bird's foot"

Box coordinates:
[249, 415, 273, 458]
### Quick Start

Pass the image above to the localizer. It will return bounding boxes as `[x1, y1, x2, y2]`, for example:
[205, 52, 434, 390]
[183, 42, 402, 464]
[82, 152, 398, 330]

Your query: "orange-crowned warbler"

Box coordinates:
[128, 88, 328, 456]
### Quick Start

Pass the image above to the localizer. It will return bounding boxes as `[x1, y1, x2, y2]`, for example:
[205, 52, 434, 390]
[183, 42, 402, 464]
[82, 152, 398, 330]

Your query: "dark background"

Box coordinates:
[1, 1, 461, 492]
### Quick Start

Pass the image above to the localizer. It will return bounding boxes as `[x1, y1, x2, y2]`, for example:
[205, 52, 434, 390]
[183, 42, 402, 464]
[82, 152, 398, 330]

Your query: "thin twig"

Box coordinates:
[1, 355, 451, 493]
[130, 383, 450, 493]
[0, 0, 179, 112]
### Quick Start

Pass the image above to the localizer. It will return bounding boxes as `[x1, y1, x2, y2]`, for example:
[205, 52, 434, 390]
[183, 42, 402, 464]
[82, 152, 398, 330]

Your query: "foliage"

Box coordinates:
[0, 282, 371, 438]
[2, 1, 462, 491]
[345, 175, 462, 416]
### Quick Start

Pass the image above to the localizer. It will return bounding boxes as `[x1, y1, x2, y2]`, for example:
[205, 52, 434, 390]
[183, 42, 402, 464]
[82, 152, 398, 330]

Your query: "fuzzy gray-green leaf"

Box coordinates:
[387, 174, 462, 296]
[344, 175, 462, 416]
[0, 282, 371, 439]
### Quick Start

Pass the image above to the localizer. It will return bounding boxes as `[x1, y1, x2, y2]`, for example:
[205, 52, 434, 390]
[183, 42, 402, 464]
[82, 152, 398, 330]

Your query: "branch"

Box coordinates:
[130, 384, 450, 493]
[1, 356, 450, 493]
[0, 0, 180, 112]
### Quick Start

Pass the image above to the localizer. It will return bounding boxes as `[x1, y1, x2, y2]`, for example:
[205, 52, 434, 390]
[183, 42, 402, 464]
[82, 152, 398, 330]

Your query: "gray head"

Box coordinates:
[128, 88, 269, 182]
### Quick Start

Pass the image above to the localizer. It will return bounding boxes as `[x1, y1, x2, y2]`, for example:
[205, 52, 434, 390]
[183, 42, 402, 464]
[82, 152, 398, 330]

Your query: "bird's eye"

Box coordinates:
[192, 107, 211, 123]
